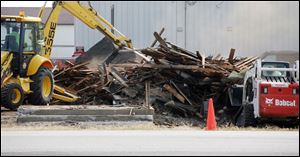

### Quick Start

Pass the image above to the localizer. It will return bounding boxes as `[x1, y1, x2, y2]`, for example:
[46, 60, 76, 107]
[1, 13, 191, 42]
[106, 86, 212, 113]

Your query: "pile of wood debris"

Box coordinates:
[52, 28, 258, 125]
[53, 61, 104, 104]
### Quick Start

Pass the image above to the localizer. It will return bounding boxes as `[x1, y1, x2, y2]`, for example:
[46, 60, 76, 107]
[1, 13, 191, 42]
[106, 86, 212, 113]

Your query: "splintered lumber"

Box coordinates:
[168, 48, 201, 63]
[167, 42, 199, 60]
[54, 62, 89, 78]
[170, 81, 193, 106]
[234, 56, 258, 71]
[51, 28, 258, 125]
[109, 66, 129, 87]
[110, 63, 227, 77]
[213, 54, 221, 60]
[145, 81, 151, 109]
[53, 61, 105, 104]
[163, 84, 186, 103]
[151, 27, 165, 47]
[110, 63, 203, 71]
[234, 56, 256, 67]
[65, 60, 75, 66]
[164, 100, 198, 117]
[124, 47, 152, 63]
[141, 48, 166, 59]
[196, 51, 203, 61]
[153, 31, 168, 47]
[228, 48, 235, 63]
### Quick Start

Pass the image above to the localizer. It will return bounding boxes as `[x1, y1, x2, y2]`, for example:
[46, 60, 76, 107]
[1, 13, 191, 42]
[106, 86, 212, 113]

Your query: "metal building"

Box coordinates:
[75, 1, 299, 57]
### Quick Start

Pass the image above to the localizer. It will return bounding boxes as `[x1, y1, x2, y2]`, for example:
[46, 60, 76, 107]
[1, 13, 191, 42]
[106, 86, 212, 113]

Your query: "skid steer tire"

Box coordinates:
[236, 103, 256, 127]
[28, 67, 54, 105]
[1, 83, 24, 111]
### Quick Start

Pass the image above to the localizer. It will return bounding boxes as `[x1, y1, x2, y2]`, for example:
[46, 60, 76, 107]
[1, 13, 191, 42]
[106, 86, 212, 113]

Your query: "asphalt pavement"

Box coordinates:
[1, 130, 299, 156]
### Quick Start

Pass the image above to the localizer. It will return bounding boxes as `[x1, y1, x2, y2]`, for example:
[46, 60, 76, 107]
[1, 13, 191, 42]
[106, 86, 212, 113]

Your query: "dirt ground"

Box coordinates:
[1, 108, 298, 131]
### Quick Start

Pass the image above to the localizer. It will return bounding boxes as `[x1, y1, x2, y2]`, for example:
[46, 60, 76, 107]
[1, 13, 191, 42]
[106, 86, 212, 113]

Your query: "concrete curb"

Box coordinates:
[17, 115, 153, 123]
[17, 105, 154, 123]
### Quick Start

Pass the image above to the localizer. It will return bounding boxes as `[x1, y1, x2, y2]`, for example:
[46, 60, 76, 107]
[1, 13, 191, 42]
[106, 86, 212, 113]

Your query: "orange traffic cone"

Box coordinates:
[206, 98, 217, 130]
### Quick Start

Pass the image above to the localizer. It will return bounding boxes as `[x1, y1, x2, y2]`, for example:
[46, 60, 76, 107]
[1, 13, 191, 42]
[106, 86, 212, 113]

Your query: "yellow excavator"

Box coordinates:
[1, 1, 133, 110]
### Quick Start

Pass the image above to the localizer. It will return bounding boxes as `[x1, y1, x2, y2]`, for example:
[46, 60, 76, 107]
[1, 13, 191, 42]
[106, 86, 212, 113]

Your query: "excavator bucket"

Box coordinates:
[53, 85, 80, 103]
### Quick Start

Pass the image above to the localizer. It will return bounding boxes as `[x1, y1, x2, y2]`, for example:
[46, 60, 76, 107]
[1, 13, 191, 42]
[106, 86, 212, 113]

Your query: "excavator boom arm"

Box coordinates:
[42, 1, 133, 58]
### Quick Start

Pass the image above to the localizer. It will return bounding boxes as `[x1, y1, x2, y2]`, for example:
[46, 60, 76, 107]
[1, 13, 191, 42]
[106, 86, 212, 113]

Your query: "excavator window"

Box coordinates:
[22, 22, 44, 54]
[1, 21, 21, 52]
[1, 21, 43, 54]
[23, 23, 36, 52]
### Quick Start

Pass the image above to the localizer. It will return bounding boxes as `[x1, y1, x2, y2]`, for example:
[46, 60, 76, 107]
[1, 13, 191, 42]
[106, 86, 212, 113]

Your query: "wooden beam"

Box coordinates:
[141, 48, 166, 59]
[235, 57, 258, 69]
[170, 81, 194, 106]
[228, 48, 235, 63]
[110, 63, 202, 70]
[234, 56, 256, 67]
[153, 31, 168, 47]
[167, 41, 198, 59]
[145, 81, 151, 109]
[54, 62, 89, 78]
[109, 66, 129, 87]
[151, 27, 165, 47]
[163, 84, 186, 103]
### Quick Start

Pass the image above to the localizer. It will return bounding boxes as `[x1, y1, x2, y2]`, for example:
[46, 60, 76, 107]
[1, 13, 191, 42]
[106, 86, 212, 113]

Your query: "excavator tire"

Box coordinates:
[1, 83, 24, 111]
[236, 103, 256, 127]
[28, 67, 54, 105]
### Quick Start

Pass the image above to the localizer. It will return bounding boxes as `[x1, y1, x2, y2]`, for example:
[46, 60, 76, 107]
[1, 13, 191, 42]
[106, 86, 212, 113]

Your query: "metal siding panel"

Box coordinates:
[53, 25, 74, 46]
[52, 47, 74, 58]
[186, 1, 299, 57]
[75, 1, 299, 57]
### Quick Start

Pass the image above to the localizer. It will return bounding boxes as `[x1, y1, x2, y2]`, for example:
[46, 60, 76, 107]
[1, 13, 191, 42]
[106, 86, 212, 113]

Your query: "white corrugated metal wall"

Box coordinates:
[75, 1, 299, 57]
[52, 25, 75, 58]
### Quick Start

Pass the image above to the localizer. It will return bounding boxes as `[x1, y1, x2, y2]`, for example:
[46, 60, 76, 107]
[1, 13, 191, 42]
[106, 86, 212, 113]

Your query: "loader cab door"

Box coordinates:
[22, 22, 44, 55]
[20, 23, 45, 76]
[1, 21, 22, 76]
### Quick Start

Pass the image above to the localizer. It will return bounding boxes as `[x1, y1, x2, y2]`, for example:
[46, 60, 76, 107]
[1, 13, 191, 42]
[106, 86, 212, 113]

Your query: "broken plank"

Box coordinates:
[124, 47, 152, 63]
[168, 49, 201, 63]
[109, 66, 129, 87]
[110, 63, 204, 71]
[167, 42, 199, 59]
[235, 57, 258, 69]
[141, 48, 166, 59]
[151, 27, 165, 47]
[54, 62, 89, 78]
[163, 84, 186, 103]
[234, 56, 256, 67]
[154, 31, 168, 48]
[145, 81, 151, 109]
[213, 54, 221, 60]
[228, 48, 235, 63]
[170, 81, 194, 106]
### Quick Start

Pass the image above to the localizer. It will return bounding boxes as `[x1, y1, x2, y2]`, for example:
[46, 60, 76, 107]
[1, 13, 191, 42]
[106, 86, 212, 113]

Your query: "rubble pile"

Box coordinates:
[52, 29, 258, 126]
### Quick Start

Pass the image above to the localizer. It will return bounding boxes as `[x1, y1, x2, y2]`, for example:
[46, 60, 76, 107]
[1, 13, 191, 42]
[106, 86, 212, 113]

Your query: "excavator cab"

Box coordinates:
[1, 15, 44, 76]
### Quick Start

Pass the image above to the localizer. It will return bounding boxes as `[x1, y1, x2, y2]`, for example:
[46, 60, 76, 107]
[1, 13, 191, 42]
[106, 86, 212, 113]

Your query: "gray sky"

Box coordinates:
[1, 1, 53, 7]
